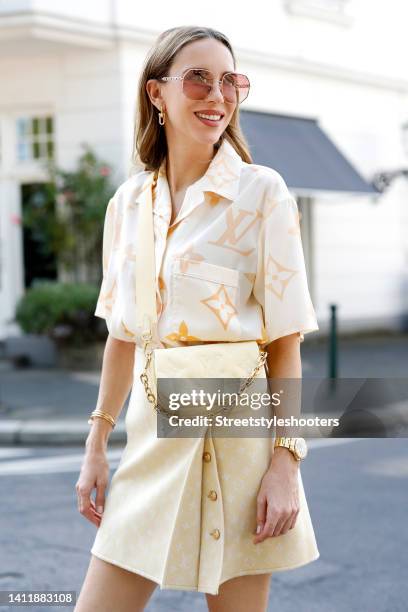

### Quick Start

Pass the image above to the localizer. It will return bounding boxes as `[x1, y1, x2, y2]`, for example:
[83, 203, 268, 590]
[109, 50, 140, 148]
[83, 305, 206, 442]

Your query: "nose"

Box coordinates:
[208, 79, 225, 103]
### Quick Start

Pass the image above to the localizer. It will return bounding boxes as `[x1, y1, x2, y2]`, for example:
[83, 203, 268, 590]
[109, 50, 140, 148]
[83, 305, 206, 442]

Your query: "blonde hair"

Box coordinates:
[132, 25, 253, 173]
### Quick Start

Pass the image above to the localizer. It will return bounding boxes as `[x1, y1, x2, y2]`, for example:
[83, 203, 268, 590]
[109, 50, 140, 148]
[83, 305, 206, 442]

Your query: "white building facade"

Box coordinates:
[0, 0, 407, 339]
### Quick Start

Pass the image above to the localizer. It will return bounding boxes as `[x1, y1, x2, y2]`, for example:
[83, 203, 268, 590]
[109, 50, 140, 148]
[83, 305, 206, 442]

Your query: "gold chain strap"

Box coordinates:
[140, 330, 268, 419]
[138, 169, 268, 419]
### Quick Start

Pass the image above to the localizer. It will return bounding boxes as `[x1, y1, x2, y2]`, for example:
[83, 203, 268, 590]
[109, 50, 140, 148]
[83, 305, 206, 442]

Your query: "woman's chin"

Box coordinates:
[191, 131, 222, 147]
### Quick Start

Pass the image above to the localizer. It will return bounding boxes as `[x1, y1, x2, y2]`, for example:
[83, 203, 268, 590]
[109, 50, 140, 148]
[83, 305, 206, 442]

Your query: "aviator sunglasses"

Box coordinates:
[158, 67, 250, 104]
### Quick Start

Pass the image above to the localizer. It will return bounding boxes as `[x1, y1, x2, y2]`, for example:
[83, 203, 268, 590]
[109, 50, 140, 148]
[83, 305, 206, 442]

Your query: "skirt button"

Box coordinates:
[203, 452, 211, 462]
[210, 528, 221, 540]
[207, 490, 218, 501]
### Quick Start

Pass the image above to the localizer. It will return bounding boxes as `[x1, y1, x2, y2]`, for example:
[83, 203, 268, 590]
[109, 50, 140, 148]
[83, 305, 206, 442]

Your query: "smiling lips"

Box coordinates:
[194, 111, 224, 125]
[195, 110, 224, 119]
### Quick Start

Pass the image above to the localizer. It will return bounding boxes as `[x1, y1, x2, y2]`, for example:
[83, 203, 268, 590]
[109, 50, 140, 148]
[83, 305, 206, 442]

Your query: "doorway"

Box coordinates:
[21, 182, 57, 288]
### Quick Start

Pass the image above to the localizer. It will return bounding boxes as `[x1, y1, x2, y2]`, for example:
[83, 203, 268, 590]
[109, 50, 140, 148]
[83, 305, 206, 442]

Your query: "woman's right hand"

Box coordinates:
[75, 448, 110, 528]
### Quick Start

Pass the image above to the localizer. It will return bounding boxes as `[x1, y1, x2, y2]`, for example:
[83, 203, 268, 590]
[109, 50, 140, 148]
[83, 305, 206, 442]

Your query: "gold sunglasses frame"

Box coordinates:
[158, 67, 250, 104]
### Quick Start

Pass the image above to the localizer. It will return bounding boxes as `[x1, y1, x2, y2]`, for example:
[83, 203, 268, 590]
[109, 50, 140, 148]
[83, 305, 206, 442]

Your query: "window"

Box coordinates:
[297, 0, 348, 10]
[16, 116, 54, 162]
[284, 0, 353, 25]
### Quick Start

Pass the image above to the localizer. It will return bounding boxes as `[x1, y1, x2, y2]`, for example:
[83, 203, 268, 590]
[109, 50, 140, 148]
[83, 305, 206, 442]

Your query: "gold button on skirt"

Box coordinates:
[90, 345, 320, 595]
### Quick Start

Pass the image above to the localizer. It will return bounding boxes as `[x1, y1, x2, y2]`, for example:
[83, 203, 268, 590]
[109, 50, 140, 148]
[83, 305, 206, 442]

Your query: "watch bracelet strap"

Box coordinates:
[274, 436, 297, 446]
[274, 436, 300, 457]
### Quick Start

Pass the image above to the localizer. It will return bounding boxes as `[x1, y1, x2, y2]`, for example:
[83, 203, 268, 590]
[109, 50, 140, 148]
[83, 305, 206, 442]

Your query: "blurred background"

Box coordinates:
[0, 1, 407, 611]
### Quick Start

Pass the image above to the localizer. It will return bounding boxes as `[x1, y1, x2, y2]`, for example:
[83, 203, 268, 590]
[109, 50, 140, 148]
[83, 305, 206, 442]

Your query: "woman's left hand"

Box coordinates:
[253, 448, 300, 544]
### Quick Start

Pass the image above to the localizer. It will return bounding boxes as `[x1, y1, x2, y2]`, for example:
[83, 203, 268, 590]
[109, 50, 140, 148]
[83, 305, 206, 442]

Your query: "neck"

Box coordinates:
[165, 139, 217, 194]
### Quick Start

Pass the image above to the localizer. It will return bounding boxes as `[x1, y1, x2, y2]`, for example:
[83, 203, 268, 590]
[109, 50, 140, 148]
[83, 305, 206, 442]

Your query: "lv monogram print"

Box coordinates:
[265, 255, 298, 301]
[201, 285, 239, 331]
[208, 207, 263, 256]
[94, 138, 319, 347]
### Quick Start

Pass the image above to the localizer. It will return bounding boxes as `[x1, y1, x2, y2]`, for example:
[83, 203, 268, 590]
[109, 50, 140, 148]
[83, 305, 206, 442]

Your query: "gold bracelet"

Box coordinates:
[88, 409, 116, 429]
[88, 412, 116, 428]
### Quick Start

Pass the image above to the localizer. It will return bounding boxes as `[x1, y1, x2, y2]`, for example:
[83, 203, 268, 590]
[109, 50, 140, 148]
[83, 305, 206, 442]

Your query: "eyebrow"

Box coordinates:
[182, 66, 235, 75]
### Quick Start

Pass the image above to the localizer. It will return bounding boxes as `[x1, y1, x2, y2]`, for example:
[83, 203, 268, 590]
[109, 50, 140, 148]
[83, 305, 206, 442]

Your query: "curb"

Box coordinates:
[0, 419, 127, 446]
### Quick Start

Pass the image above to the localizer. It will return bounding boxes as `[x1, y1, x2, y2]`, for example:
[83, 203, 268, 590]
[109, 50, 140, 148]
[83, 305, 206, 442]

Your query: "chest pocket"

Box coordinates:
[169, 257, 241, 340]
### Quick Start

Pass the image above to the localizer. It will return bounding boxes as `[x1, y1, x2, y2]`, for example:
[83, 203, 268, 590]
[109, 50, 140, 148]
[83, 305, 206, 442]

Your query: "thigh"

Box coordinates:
[74, 554, 158, 612]
[205, 573, 272, 612]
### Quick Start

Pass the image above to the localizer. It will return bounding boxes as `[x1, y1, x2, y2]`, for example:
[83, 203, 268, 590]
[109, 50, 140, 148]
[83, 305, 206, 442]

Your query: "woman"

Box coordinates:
[74, 25, 320, 612]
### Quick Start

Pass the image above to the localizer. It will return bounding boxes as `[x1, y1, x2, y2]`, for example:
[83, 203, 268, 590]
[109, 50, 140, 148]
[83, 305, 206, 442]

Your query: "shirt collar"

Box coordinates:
[152, 138, 243, 222]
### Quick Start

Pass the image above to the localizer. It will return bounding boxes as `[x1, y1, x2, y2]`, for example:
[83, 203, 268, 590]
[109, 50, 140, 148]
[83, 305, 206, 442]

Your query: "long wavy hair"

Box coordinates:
[131, 25, 253, 174]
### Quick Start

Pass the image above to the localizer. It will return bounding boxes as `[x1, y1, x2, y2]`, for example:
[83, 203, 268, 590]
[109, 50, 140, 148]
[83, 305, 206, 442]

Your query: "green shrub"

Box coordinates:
[23, 143, 116, 283]
[14, 281, 106, 346]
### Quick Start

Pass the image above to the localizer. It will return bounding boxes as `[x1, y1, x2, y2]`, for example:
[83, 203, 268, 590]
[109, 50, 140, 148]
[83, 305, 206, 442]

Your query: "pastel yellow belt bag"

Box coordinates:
[135, 169, 267, 419]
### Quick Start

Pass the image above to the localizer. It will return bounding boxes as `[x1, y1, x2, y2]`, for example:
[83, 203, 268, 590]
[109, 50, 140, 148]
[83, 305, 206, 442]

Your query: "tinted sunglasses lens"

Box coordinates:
[183, 69, 213, 100]
[222, 73, 250, 103]
[182, 69, 250, 103]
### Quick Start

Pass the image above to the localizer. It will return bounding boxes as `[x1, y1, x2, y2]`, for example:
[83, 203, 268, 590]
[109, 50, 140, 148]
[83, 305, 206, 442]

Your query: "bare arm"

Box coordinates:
[254, 332, 303, 543]
[265, 332, 302, 378]
[76, 334, 135, 527]
[266, 332, 302, 444]
[85, 334, 136, 452]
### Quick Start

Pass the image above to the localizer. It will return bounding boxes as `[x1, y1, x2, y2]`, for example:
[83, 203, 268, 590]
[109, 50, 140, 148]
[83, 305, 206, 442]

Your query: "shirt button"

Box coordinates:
[210, 528, 221, 540]
[207, 490, 217, 501]
[202, 452, 211, 463]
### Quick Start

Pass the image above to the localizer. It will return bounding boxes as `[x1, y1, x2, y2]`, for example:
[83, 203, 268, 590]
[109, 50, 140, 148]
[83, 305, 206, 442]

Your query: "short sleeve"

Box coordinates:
[252, 193, 319, 345]
[94, 194, 137, 343]
[95, 198, 115, 320]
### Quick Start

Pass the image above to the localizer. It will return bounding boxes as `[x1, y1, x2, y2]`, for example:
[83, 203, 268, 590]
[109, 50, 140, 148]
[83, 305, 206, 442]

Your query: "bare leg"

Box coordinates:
[74, 554, 158, 612]
[205, 573, 272, 612]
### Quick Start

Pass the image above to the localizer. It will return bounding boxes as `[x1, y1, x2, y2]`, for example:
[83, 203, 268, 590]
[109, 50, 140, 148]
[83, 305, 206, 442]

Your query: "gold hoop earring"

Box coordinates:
[158, 107, 166, 126]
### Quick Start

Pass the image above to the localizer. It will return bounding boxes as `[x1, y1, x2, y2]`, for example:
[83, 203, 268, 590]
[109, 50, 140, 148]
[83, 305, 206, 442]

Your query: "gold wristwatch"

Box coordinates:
[274, 437, 308, 461]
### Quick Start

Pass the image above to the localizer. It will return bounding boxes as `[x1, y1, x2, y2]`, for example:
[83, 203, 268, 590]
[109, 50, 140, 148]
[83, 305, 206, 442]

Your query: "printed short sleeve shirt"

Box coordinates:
[94, 138, 319, 348]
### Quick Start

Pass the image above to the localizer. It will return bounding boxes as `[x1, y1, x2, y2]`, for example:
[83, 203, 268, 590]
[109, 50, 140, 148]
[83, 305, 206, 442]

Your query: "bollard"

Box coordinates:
[329, 304, 338, 380]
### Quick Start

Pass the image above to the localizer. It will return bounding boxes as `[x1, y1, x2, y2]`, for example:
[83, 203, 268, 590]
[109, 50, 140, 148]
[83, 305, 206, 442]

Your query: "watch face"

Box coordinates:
[294, 438, 308, 460]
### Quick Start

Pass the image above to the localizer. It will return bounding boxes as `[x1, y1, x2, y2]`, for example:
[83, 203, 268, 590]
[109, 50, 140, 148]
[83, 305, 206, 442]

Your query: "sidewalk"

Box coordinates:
[0, 365, 128, 445]
[0, 332, 407, 445]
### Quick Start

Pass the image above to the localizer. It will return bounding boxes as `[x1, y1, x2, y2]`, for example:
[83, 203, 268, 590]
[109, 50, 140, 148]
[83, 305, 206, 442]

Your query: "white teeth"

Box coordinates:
[196, 113, 222, 121]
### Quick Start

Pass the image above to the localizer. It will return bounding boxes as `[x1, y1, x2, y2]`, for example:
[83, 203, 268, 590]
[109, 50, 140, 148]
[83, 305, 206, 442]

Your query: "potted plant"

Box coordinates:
[13, 281, 108, 370]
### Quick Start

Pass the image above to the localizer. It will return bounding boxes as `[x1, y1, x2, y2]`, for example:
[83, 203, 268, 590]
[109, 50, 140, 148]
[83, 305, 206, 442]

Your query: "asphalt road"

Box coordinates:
[0, 437, 407, 612]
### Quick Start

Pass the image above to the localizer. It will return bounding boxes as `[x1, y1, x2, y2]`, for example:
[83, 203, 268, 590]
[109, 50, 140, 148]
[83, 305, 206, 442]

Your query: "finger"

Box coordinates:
[77, 490, 95, 518]
[78, 496, 101, 526]
[254, 503, 277, 544]
[94, 485, 106, 515]
[253, 496, 267, 543]
[259, 506, 280, 541]
[83, 507, 102, 527]
[78, 497, 92, 515]
[90, 504, 102, 519]
[272, 508, 293, 536]
[254, 520, 273, 543]
[90, 499, 102, 515]
[287, 506, 300, 531]
[77, 493, 86, 514]
[275, 513, 293, 536]
[86, 500, 102, 522]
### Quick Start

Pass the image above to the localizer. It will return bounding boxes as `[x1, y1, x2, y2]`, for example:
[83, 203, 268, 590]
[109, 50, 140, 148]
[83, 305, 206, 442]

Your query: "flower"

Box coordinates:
[10, 214, 22, 225]
[99, 165, 111, 177]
